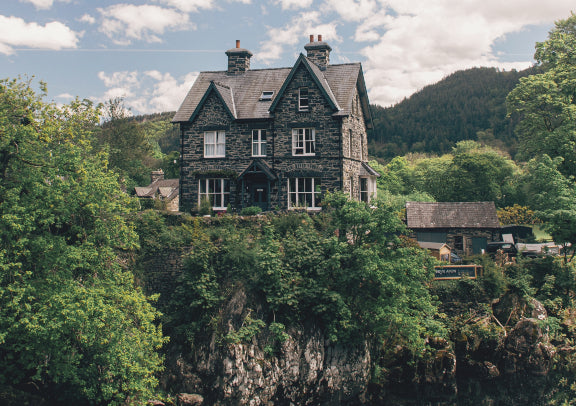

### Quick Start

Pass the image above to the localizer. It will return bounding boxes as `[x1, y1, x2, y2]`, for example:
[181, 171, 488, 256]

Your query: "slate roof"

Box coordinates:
[360, 162, 381, 177]
[406, 201, 500, 229]
[172, 54, 371, 126]
[135, 178, 179, 201]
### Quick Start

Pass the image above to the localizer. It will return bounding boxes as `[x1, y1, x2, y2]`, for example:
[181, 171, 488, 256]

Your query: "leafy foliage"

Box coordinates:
[507, 13, 576, 179]
[0, 78, 165, 404]
[150, 194, 444, 358]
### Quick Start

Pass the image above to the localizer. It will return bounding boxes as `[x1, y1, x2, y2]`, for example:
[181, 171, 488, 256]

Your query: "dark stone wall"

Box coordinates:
[179, 63, 372, 213]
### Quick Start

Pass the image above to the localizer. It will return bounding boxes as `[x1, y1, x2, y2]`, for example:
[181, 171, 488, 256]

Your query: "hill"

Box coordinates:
[369, 66, 541, 160]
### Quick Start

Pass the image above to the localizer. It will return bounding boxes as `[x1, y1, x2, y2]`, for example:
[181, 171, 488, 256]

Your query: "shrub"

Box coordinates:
[240, 206, 263, 216]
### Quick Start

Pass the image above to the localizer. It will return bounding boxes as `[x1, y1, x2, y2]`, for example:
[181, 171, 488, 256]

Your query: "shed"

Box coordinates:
[418, 242, 452, 262]
[406, 201, 501, 257]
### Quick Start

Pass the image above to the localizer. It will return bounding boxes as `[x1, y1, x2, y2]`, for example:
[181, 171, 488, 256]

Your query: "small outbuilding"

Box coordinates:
[418, 241, 452, 262]
[135, 170, 180, 212]
[406, 201, 501, 257]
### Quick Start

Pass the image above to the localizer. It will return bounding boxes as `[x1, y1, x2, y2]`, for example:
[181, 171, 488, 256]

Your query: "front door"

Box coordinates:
[249, 182, 269, 210]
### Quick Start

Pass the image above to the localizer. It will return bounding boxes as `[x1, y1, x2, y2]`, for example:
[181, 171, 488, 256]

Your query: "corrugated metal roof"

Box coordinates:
[406, 201, 500, 229]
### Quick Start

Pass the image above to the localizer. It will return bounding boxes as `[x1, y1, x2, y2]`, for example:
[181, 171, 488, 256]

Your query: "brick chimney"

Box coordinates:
[225, 40, 253, 74]
[304, 34, 331, 70]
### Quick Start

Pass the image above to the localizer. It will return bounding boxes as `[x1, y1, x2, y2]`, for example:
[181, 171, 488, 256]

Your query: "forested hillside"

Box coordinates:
[369, 66, 541, 160]
[123, 67, 542, 166]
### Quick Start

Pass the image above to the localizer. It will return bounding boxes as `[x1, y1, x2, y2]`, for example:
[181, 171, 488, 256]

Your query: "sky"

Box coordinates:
[1, 0, 574, 115]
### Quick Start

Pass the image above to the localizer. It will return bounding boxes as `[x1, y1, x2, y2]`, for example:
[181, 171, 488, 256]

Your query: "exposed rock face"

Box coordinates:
[164, 289, 372, 405]
[501, 318, 556, 376]
[493, 292, 548, 327]
[161, 287, 559, 404]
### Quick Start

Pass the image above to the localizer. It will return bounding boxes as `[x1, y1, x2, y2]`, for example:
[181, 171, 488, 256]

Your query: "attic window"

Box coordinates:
[260, 91, 274, 101]
[299, 87, 309, 111]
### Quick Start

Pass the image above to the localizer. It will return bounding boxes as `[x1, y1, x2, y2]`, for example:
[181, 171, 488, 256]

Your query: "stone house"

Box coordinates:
[135, 170, 180, 212]
[406, 201, 501, 257]
[173, 36, 379, 213]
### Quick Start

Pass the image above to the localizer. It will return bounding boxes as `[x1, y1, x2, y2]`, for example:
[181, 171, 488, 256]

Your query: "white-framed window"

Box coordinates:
[198, 178, 230, 209]
[288, 177, 321, 209]
[204, 130, 225, 157]
[252, 129, 267, 157]
[359, 177, 377, 203]
[292, 128, 315, 156]
[298, 87, 309, 112]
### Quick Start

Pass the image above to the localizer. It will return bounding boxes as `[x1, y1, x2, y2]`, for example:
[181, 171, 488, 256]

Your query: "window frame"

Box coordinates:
[288, 177, 321, 210]
[359, 176, 377, 203]
[198, 178, 230, 210]
[291, 127, 315, 156]
[252, 129, 267, 157]
[204, 130, 226, 158]
[260, 91, 274, 101]
[298, 87, 309, 112]
[360, 177, 369, 203]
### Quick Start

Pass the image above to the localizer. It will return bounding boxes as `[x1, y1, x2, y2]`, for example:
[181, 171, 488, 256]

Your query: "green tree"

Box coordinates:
[449, 141, 517, 204]
[94, 98, 156, 189]
[507, 13, 576, 178]
[0, 78, 165, 404]
[520, 155, 576, 262]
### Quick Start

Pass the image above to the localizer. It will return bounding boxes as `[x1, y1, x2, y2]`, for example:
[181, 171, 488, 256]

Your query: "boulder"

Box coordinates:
[501, 318, 555, 376]
[177, 393, 203, 405]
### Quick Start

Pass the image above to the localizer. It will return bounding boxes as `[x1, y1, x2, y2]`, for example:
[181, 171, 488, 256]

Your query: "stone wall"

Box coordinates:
[179, 59, 373, 213]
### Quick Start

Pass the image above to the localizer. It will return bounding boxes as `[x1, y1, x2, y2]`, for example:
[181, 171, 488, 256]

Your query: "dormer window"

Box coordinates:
[260, 91, 274, 101]
[298, 87, 309, 111]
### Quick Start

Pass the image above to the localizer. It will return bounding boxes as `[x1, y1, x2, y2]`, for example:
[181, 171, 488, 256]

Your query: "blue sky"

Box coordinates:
[1, 0, 574, 115]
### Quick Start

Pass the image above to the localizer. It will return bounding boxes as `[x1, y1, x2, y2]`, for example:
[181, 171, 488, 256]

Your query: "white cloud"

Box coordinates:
[97, 70, 199, 114]
[157, 0, 215, 13]
[0, 15, 79, 55]
[98, 4, 191, 45]
[79, 14, 96, 25]
[333, 0, 576, 106]
[257, 11, 340, 63]
[274, 0, 314, 10]
[56, 93, 75, 100]
[19, 0, 70, 10]
[322, 0, 377, 22]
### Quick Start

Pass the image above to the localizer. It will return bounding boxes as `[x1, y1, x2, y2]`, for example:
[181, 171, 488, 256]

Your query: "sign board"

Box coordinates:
[434, 265, 481, 280]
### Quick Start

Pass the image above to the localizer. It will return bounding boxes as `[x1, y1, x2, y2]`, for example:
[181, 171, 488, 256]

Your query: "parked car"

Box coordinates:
[486, 241, 518, 257]
[450, 252, 463, 263]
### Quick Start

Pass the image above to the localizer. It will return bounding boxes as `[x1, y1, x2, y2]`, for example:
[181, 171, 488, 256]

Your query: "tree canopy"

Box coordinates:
[507, 12, 576, 178]
[0, 78, 165, 404]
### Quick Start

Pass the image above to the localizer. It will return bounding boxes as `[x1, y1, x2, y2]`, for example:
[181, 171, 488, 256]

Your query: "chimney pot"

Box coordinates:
[226, 40, 253, 74]
[304, 34, 331, 70]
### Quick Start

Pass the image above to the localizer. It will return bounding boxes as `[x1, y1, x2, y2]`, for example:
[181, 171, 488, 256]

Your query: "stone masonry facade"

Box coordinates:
[174, 37, 377, 213]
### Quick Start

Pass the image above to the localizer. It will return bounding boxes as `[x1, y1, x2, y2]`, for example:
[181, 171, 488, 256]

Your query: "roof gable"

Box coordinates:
[188, 81, 237, 122]
[406, 201, 500, 229]
[269, 54, 340, 113]
[172, 60, 368, 123]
